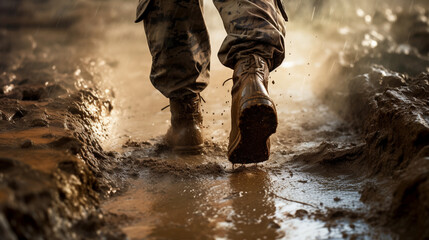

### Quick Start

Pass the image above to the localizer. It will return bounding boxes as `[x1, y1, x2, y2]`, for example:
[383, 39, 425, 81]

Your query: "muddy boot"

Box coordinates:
[228, 54, 278, 164]
[165, 94, 204, 154]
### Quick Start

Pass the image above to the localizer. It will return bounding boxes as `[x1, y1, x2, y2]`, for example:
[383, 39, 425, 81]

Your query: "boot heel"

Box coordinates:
[228, 100, 277, 164]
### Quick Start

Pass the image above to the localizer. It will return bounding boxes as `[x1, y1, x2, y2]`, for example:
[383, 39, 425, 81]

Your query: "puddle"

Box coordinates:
[103, 165, 394, 240]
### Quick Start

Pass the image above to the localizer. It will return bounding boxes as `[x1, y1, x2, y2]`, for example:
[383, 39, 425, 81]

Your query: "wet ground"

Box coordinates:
[99, 1, 395, 239]
[1, 0, 428, 239]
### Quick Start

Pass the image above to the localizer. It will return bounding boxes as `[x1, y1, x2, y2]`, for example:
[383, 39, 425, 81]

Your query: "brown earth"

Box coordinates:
[317, 8, 429, 238]
[0, 0, 428, 239]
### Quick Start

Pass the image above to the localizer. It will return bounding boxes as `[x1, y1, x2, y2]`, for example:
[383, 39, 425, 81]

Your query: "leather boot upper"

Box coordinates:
[229, 54, 274, 153]
[166, 94, 204, 153]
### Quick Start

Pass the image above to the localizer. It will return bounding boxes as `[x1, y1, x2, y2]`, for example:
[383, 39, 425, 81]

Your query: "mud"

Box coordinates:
[1, 0, 428, 239]
[0, 0, 126, 239]
[317, 7, 429, 239]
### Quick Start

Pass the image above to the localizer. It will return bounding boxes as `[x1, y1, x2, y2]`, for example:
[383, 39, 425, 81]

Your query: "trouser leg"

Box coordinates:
[142, 0, 210, 98]
[213, 0, 287, 71]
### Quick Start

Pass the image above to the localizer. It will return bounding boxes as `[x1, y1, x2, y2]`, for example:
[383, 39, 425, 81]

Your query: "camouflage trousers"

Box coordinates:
[136, 0, 287, 98]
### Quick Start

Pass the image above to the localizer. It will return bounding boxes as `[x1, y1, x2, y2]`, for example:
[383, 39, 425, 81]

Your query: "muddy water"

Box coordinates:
[104, 168, 372, 240]
[98, 1, 396, 239]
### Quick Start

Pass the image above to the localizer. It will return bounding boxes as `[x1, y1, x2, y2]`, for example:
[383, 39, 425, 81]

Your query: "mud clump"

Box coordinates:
[291, 142, 365, 167]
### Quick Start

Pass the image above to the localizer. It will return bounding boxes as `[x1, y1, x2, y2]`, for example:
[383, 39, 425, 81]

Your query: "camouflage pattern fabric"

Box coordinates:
[136, 0, 287, 98]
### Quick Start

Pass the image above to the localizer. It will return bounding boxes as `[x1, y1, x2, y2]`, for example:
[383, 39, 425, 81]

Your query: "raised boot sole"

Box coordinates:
[228, 98, 277, 164]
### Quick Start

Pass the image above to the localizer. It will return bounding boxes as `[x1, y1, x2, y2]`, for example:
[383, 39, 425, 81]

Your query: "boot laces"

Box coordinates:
[161, 93, 205, 111]
[222, 55, 264, 87]
[241, 55, 263, 75]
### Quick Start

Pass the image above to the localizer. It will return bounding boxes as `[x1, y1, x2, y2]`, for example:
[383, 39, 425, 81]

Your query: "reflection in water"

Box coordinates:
[102, 161, 394, 239]
[106, 168, 284, 240]
[146, 168, 281, 240]
[147, 176, 217, 239]
[228, 168, 281, 239]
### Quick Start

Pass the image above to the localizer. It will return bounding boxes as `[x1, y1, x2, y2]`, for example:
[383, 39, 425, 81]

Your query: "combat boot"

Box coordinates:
[228, 54, 278, 164]
[165, 94, 204, 154]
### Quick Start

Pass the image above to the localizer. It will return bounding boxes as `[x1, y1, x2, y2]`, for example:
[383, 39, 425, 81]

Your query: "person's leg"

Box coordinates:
[213, 0, 287, 71]
[136, 0, 210, 153]
[213, 0, 287, 163]
[138, 0, 210, 98]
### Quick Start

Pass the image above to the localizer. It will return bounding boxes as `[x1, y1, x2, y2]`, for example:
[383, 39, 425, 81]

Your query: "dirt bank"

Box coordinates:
[317, 8, 429, 238]
[0, 1, 127, 239]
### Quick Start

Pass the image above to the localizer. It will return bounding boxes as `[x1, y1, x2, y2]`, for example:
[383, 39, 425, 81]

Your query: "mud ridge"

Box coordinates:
[317, 8, 429, 238]
[0, 1, 128, 239]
